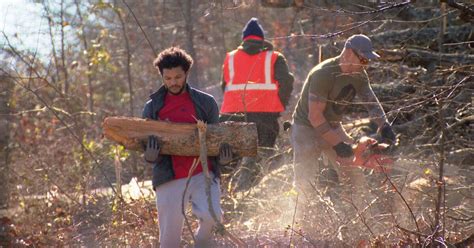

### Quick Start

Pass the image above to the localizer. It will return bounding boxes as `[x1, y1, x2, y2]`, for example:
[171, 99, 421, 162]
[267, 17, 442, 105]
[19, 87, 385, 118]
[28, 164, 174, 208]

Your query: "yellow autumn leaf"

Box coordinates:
[284, 188, 298, 196]
[100, 29, 108, 38]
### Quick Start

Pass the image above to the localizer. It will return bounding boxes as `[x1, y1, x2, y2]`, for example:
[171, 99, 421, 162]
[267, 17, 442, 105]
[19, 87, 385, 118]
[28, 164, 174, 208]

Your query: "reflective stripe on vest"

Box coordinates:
[226, 50, 273, 89]
[264, 50, 272, 85]
[228, 50, 236, 85]
[221, 49, 284, 113]
[225, 83, 277, 91]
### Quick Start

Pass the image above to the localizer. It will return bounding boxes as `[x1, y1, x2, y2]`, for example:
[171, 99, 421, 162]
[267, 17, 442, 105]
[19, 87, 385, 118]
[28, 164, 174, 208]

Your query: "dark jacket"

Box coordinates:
[142, 84, 220, 189]
[221, 39, 294, 111]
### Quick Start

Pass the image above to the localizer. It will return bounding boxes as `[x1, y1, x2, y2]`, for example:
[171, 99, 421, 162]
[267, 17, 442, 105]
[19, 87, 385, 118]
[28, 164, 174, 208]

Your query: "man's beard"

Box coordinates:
[166, 83, 186, 95]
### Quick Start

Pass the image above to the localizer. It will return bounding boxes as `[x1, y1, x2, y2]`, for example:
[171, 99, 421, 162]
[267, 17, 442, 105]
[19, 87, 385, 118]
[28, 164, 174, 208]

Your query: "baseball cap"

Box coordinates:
[344, 34, 380, 60]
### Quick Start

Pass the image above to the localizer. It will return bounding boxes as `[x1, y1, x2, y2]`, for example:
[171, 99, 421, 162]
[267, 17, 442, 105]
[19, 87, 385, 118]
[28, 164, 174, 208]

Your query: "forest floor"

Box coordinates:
[57, 145, 471, 247]
[2, 130, 472, 247]
[213, 148, 473, 247]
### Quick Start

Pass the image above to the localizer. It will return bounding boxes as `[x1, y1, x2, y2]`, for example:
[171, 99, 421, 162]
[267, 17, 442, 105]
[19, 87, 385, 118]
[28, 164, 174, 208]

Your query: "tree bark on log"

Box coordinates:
[102, 117, 258, 157]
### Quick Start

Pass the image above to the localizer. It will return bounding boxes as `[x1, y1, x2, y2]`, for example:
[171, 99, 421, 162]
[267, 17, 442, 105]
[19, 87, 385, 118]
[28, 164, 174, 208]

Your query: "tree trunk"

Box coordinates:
[0, 73, 12, 210]
[182, 0, 199, 85]
[0, 72, 13, 246]
[60, 0, 69, 95]
[114, 1, 135, 117]
[74, 0, 95, 121]
[102, 117, 258, 157]
[43, 3, 61, 86]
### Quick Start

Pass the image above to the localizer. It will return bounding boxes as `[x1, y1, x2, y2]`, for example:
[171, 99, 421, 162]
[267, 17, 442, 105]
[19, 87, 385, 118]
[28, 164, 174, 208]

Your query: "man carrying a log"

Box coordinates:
[291, 34, 396, 212]
[219, 17, 294, 191]
[142, 47, 233, 247]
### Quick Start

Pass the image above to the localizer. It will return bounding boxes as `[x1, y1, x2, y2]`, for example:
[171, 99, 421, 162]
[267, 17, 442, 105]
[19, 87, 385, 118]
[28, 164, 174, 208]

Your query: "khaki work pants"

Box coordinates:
[155, 172, 222, 248]
[290, 123, 370, 213]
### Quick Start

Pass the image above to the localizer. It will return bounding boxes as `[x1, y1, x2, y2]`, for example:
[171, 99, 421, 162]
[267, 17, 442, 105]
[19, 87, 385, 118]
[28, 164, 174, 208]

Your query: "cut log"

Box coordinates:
[102, 117, 258, 157]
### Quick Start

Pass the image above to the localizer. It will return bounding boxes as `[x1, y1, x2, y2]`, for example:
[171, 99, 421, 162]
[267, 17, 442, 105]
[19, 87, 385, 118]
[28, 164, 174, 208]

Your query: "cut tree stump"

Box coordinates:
[102, 117, 258, 157]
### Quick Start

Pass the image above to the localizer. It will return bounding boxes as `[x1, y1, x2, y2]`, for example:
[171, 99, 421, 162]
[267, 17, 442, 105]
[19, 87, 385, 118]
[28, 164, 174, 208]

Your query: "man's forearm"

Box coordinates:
[333, 123, 354, 144]
[308, 110, 350, 146]
[308, 95, 352, 146]
[321, 128, 346, 146]
[311, 118, 351, 146]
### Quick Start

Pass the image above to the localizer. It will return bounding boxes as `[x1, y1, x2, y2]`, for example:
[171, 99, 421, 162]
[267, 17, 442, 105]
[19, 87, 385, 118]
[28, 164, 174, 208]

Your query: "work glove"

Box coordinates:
[362, 120, 378, 135]
[333, 142, 354, 158]
[283, 121, 292, 131]
[379, 122, 396, 144]
[144, 136, 161, 163]
[218, 143, 233, 165]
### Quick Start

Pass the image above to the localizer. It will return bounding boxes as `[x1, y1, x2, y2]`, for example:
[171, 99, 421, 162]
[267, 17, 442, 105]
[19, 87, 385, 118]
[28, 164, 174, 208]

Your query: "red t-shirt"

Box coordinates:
[158, 92, 212, 179]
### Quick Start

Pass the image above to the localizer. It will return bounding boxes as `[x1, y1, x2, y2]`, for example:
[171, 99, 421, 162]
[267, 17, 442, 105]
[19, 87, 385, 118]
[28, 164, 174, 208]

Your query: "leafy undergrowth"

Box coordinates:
[3, 147, 472, 247]
[215, 157, 473, 247]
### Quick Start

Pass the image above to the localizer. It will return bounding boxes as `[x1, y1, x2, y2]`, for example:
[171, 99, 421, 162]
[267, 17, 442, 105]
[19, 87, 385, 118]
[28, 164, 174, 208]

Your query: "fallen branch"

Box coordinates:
[182, 158, 199, 243]
[454, 233, 474, 248]
[318, 24, 472, 57]
[446, 0, 474, 22]
[395, 225, 427, 238]
[380, 48, 474, 65]
[196, 121, 247, 247]
[377, 157, 421, 238]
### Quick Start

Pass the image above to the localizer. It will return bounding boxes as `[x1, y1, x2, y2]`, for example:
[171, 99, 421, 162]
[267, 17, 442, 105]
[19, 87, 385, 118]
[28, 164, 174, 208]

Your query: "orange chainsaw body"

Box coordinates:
[350, 137, 394, 172]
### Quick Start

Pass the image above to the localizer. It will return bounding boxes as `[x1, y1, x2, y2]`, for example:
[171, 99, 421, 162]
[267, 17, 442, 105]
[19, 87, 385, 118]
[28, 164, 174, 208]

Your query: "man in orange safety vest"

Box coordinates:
[220, 17, 294, 191]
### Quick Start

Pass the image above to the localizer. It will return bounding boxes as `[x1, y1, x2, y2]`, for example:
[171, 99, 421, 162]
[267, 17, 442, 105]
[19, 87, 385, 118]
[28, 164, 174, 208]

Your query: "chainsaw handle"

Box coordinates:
[356, 136, 394, 153]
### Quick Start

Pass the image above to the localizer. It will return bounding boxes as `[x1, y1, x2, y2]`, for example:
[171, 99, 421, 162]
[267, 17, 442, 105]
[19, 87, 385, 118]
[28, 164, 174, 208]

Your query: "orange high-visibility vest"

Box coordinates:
[220, 49, 284, 113]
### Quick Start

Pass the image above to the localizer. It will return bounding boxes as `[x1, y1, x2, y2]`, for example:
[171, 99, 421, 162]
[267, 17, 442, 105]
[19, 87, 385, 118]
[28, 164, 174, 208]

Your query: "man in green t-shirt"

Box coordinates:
[291, 34, 395, 204]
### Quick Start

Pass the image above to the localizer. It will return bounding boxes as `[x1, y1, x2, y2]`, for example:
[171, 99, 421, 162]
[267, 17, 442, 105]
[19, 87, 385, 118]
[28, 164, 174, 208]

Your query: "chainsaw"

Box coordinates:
[282, 121, 437, 175]
[350, 136, 395, 173]
[334, 136, 399, 173]
[341, 136, 439, 176]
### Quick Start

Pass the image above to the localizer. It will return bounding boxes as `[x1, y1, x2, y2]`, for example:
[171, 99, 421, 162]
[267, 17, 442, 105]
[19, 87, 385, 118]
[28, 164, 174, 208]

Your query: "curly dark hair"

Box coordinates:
[153, 47, 193, 75]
